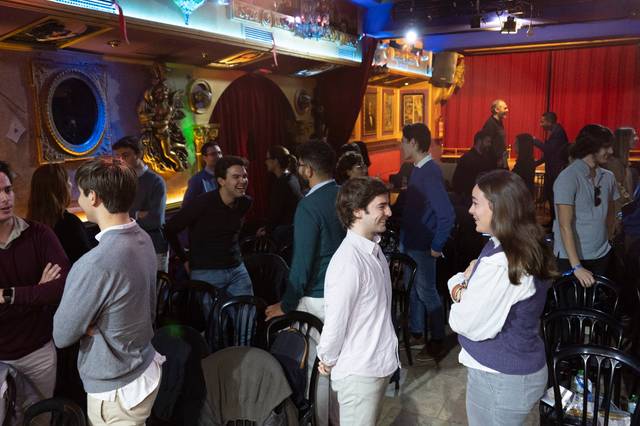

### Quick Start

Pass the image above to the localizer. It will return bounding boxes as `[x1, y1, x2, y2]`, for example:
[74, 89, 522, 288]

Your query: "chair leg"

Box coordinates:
[403, 324, 413, 366]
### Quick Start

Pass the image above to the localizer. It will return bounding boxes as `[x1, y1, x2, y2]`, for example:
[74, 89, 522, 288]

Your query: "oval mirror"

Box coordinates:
[45, 70, 106, 156]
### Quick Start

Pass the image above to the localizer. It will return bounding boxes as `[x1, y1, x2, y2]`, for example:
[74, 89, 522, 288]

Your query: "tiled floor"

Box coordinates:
[377, 338, 540, 425]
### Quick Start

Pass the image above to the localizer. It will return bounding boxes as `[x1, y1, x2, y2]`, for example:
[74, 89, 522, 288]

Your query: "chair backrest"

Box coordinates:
[549, 275, 622, 317]
[388, 253, 417, 331]
[155, 271, 173, 328]
[240, 236, 278, 256]
[243, 253, 290, 305]
[548, 345, 640, 426]
[23, 397, 86, 426]
[213, 296, 268, 351]
[266, 311, 324, 424]
[163, 280, 223, 332]
[542, 309, 625, 360]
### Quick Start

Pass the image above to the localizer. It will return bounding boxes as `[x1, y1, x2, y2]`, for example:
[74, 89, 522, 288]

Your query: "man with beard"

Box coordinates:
[534, 112, 569, 223]
[553, 124, 618, 287]
[165, 156, 253, 296]
[452, 131, 496, 200]
[481, 99, 509, 168]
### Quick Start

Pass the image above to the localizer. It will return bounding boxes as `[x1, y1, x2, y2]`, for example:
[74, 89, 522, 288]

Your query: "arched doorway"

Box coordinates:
[211, 74, 295, 221]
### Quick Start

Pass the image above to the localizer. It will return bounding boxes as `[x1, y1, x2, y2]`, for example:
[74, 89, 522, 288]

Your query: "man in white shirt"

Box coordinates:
[53, 158, 163, 426]
[317, 177, 400, 426]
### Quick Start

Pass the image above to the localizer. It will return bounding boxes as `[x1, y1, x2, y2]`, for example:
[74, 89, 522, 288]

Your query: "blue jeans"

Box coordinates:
[466, 366, 547, 426]
[191, 263, 254, 297]
[403, 249, 445, 340]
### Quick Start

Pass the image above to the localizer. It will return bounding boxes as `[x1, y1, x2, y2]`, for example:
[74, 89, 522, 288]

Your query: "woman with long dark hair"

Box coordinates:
[448, 170, 557, 425]
[27, 164, 91, 263]
[257, 145, 303, 246]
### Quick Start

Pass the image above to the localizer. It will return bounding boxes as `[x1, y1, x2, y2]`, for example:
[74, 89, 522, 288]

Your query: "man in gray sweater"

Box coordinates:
[53, 158, 162, 426]
[113, 136, 169, 272]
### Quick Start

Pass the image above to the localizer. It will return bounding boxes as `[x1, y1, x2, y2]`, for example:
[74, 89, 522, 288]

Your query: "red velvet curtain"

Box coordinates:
[211, 74, 294, 220]
[549, 44, 640, 141]
[316, 36, 378, 150]
[443, 51, 550, 151]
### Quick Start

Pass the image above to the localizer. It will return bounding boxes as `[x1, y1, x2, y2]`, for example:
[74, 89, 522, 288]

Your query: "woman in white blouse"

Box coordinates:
[448, 170, 557, 425]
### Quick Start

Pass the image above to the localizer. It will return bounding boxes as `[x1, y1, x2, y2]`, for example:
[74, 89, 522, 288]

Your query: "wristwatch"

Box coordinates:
[1, 288, 14, 304]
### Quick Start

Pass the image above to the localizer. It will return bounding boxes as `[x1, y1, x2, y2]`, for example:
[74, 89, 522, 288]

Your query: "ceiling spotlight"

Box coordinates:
[500, 16, 518, 34]
[470, 15, 482, 29]
[405, 29, 418, 44]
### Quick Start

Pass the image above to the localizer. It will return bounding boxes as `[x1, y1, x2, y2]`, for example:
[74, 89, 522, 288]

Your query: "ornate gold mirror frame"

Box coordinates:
[32, 60, 111, 163]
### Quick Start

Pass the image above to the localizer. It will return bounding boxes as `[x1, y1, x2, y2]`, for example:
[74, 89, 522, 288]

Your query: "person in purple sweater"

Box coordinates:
[448, 170, 557, 425]
[0, 160, 69, 413]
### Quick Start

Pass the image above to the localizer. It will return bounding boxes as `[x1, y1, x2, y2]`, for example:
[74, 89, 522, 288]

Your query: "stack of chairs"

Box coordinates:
[540, 274, 640, 425]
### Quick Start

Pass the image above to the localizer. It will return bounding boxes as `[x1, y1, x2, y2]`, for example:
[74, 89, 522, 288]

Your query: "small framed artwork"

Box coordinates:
[0, 17, 111, 50]
[361, 90, 378, 137]
[382, 89, 395, 135]
[401, 92, 425, 127]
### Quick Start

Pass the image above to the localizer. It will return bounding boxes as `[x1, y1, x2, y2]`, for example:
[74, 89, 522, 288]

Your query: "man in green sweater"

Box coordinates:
[265, 139, 344, 425]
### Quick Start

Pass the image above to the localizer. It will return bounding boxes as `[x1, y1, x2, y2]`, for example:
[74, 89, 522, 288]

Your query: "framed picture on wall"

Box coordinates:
[401, 93, 425, 127]
[382, 89, 394, 135]
[362, 90, 377, 137]
[0, 17, 111, 49]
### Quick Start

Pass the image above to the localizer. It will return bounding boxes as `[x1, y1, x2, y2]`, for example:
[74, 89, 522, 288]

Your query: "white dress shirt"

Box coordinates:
[447, 237, 537, 372]
[306, 179, 334, 197]
[414, 153, 432, 168]
[317, 230, 400, 380]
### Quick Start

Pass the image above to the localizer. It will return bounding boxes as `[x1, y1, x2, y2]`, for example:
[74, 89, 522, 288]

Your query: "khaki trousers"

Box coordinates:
[2, 340, 57, 426]
[87, 383, 160, 426]
[331, 375, 389, 426]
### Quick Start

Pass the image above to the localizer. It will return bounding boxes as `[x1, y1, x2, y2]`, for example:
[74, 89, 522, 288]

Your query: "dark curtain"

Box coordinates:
[211, 74, 294, 221]
[442, 51, 550, 150]
[549, 44, 640, 141]
[316, 36, 378, 150]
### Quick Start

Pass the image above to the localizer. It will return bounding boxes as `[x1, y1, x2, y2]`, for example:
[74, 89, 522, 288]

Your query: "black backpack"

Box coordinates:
[269, 327, 309, 411]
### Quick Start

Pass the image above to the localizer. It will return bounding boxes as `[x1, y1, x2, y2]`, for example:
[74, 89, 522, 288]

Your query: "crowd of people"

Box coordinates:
[0, 103, 638, 425]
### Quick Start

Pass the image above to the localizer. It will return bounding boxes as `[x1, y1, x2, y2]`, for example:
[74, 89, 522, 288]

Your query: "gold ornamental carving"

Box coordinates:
[138, 64, 189, 173]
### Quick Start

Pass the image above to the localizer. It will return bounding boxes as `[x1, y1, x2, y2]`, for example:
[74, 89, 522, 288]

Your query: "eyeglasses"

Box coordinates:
[594, 185, 601, 207]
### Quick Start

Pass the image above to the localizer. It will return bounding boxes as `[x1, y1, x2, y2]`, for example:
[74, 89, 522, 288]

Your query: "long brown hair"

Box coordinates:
[27, 163, 70, 227]
[477, 170, 557, 284]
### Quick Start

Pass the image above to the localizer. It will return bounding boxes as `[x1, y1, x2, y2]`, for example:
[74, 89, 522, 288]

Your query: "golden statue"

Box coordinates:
[138, 64, 189, 173]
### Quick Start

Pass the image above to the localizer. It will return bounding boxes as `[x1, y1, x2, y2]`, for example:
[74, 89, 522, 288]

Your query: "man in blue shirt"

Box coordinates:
[183, 142, 223, 204]
[400, 123, 455, 363]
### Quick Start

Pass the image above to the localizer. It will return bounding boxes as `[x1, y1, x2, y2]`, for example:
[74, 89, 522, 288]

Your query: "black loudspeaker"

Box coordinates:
[431, 52, 458, 87]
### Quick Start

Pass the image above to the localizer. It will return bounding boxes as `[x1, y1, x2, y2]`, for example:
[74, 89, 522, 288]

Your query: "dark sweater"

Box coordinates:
[458, 240, 548, 375]
[165, 190, 252, 270]
[481, 116, 506, 166]
[130, 168, 168, 254]
[183, 169, 217, 205]
[452, 149, 495, 197]
[534, 124, 569, 180]
[400, 160, 455, 252]
[54, 211, 92, 263]
[512, 160, 536, 194]
[265, 173, 303, 232]
[281, 181, 345, 313]
[0, 220, 69, 360]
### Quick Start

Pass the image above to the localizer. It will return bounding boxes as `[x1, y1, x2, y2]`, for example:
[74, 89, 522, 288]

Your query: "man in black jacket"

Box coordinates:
[481, 99, 509, 168]
[534, 111, 569, 222]
[452, 131, 495, 200]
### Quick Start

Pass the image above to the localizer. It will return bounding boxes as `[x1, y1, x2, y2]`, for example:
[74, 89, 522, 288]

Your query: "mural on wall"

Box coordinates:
[362, 90, 377, 137]
[138, 64, 189, 173]
[0, 17, 110, 49]
[230, 0, 358, 46]
[382, 89, 394, 135]
[401, 93, 424, 127]
[31, 60, 111, 164]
